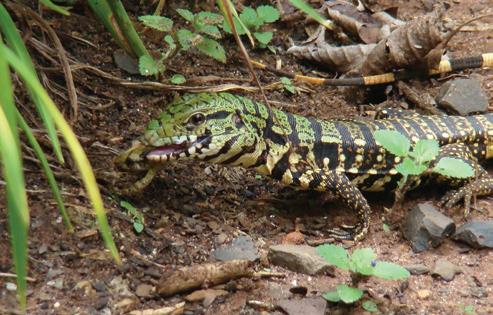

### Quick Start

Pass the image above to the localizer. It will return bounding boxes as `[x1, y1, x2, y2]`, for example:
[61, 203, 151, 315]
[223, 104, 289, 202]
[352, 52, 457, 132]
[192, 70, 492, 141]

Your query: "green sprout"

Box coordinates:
[317, 244, 409, 307]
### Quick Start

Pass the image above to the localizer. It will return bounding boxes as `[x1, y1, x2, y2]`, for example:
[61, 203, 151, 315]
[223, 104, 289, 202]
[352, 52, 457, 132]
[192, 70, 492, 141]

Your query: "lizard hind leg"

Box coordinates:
[434, 143, 493, 216]
[315, 170, 371, 242]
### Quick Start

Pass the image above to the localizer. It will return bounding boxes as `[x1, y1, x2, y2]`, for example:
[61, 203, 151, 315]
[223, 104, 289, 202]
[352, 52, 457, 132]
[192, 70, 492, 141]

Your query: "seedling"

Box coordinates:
[280, 77, 296, 94]
[222, 5, 280, 50]
[138, 9, 225, 76]
[373, 130, 474, 211]
[317, 244, 409, 308]
[120, 200, 145, 233]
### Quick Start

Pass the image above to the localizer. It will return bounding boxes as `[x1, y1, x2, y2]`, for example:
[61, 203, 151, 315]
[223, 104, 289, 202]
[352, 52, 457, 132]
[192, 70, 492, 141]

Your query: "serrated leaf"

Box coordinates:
[336, 284, 363, 304]
[196, 11, 223, 25]
[433, 157, 474, 179]
[395, 157, 427, 176]
[138, 15, 173, 32]
[323, 290, 341, 302]
[200, 25, 222, 39]
[176, 8, 194, 22]
[176, 29, 199, 50]
[170, 74, 186, 85]
[372, 261, 410, 280]
[196, 37, 226, 63]
[240, 6, 261, 29]
[410, 139, 439, 164]
[362, 300, 379, 313]
[374, 130, 410, 157]
[256, 5, 280, 23]
[349, 248, 376, 275]
[253, 31, 273, 45]
[139, 55, 163, 76]
[316, 244, 350, 270]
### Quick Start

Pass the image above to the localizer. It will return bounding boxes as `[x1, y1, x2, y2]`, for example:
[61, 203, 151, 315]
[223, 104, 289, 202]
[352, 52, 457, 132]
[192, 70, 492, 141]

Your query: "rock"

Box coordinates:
[5, 282, 16, 291]
[94, 296, 109, 310]
[282, 231, 306, 245]
[113, 49, 139, 74]
[212, 235, 260, 262]
[92, 281, 107, 292]
[436, 78, 489, 115]
[405, 264, 429, 275]
[402, 203, 455, 252]
[185, 289, 228, 303]
[268, 245, 334, 275]
[135, 283, 154, 297]
[454, 221, 493, 248]
[417, 289, 431, 299]
[276, 297, 327, 315]
[431, 259, 461, 281]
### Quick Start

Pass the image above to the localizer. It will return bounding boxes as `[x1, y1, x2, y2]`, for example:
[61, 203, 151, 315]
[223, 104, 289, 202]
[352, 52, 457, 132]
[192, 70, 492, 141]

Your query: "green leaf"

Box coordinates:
[382, 223, 390, 233]
[138, 55, 163, 76]
[280, 77, 296, 94]
[323, 290, 341, 302]
[409, 139, 439, 164]
[176, 8, 194, 22]
[200, 25, 222, 39]
[133, 221, 144, 233]
[138, 15, 173, 32]
[433, 157, 474, 179]
[240, 6, 261, 29]
[196, 37, 226, 63]
[372, 261, 410, 280]
[362, 300, 379, 313]
[196, 11, 223, 25]
[349, 248, 376, 276]
[463, 305, 476, 315]
[336, 284, 364, 304]
[176, 29, 200, 50]
[316, 244, 350, 270]
[253, 31, 273, 45]
[374, 130, 410, 157]
[170, 74, 186, 85]
[395, 157, 427, 176]
[256, 5, 280, 23]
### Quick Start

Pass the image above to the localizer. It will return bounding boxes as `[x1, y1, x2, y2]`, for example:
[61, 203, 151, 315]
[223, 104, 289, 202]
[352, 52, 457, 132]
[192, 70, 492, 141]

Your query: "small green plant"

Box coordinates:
[120, 201, 145, 233]
[222, 5, 280, 49]
[317, 244, 409, 307]
[373, 130, 474, 211]
[138, 9, 225, 76]
[462, 304, 476, 315]
[280, 77, 296, 94]
[170, 74, 186, 84]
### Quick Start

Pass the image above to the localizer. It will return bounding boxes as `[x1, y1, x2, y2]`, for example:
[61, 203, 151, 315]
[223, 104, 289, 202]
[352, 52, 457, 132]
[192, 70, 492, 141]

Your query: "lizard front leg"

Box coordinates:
[310, 170, 371, 242]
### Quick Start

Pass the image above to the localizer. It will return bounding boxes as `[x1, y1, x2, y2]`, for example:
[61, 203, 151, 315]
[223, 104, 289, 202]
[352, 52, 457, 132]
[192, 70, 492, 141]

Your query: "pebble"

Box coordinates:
[212, 235, 260, 261]
[268, 244, 334, 275]
[135, 283, 154, 297]
[431, 259, 461, 281]
[436, 78, 489, 115]
[454, 221, 493, 248]
[417, 289, 431, 299]
[405, 264, 429, 275]
[5, 282, 17, 291]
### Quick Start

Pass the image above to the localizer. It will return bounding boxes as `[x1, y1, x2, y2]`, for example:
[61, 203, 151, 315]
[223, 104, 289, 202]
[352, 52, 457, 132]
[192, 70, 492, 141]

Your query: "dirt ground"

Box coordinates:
[0, 0, 493, 314]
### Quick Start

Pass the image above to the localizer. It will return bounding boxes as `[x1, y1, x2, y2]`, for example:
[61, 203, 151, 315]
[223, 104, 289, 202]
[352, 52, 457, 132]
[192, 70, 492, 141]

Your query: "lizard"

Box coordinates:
[116, 92, 493, 242]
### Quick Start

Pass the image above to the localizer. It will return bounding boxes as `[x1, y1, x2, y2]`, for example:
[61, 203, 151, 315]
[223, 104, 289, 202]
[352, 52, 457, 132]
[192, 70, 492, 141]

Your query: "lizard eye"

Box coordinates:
[189, 113, 205, 126]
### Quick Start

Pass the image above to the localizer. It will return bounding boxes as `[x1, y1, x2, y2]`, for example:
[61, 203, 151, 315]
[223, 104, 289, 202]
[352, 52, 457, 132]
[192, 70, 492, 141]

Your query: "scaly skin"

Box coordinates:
[118, 93, 493, 241]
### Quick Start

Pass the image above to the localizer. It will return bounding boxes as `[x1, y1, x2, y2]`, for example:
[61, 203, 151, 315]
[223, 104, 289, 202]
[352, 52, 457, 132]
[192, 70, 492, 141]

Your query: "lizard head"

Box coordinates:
[117, 93, 264, 168]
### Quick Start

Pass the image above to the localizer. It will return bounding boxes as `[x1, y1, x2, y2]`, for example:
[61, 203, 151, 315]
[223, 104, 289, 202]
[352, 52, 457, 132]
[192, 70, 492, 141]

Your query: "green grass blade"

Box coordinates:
[16, 109, 74, 232]
[39, 0, 71, 16]
[2, 44, 121, 265]
[287, 0, 335, 30]
[0, 3, 64, 163]
[0, 34, 29, 310]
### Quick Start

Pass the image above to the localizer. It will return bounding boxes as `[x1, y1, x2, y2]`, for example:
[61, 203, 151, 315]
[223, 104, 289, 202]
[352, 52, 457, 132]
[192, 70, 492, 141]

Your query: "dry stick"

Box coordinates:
[220, 0, 269, 105]
[10, 3, 79, 121]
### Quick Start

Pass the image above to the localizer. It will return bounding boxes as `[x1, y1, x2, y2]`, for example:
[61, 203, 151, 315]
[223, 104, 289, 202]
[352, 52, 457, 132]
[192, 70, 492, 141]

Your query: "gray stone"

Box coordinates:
[431, 259, 461, 281]
[276, 297, 327, 315]
[454, 221, 493, 248]
[212, 235, 260, 262]
[404, 264, 429, 275]
[402, 203, 455, 253]
[436, 78, 489, 115]
[113, 49, 139, 74]
[268, 245, 334, 275]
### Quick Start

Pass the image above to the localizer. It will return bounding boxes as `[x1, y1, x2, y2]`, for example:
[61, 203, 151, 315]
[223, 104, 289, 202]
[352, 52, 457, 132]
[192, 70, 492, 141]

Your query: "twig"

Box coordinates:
[0, 272, 36, 282]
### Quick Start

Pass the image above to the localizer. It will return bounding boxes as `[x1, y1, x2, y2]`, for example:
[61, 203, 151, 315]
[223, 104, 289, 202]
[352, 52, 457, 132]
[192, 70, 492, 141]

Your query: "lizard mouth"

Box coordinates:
[146, 135, 210, 162]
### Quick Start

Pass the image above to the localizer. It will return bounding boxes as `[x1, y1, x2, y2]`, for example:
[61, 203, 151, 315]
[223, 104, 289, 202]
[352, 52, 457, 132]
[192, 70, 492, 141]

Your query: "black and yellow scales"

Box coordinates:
[117, 93, 493, 242]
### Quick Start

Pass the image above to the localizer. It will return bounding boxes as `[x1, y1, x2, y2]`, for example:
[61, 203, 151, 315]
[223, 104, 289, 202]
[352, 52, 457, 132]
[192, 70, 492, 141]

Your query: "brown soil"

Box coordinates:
[1, 1, 492, 314]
